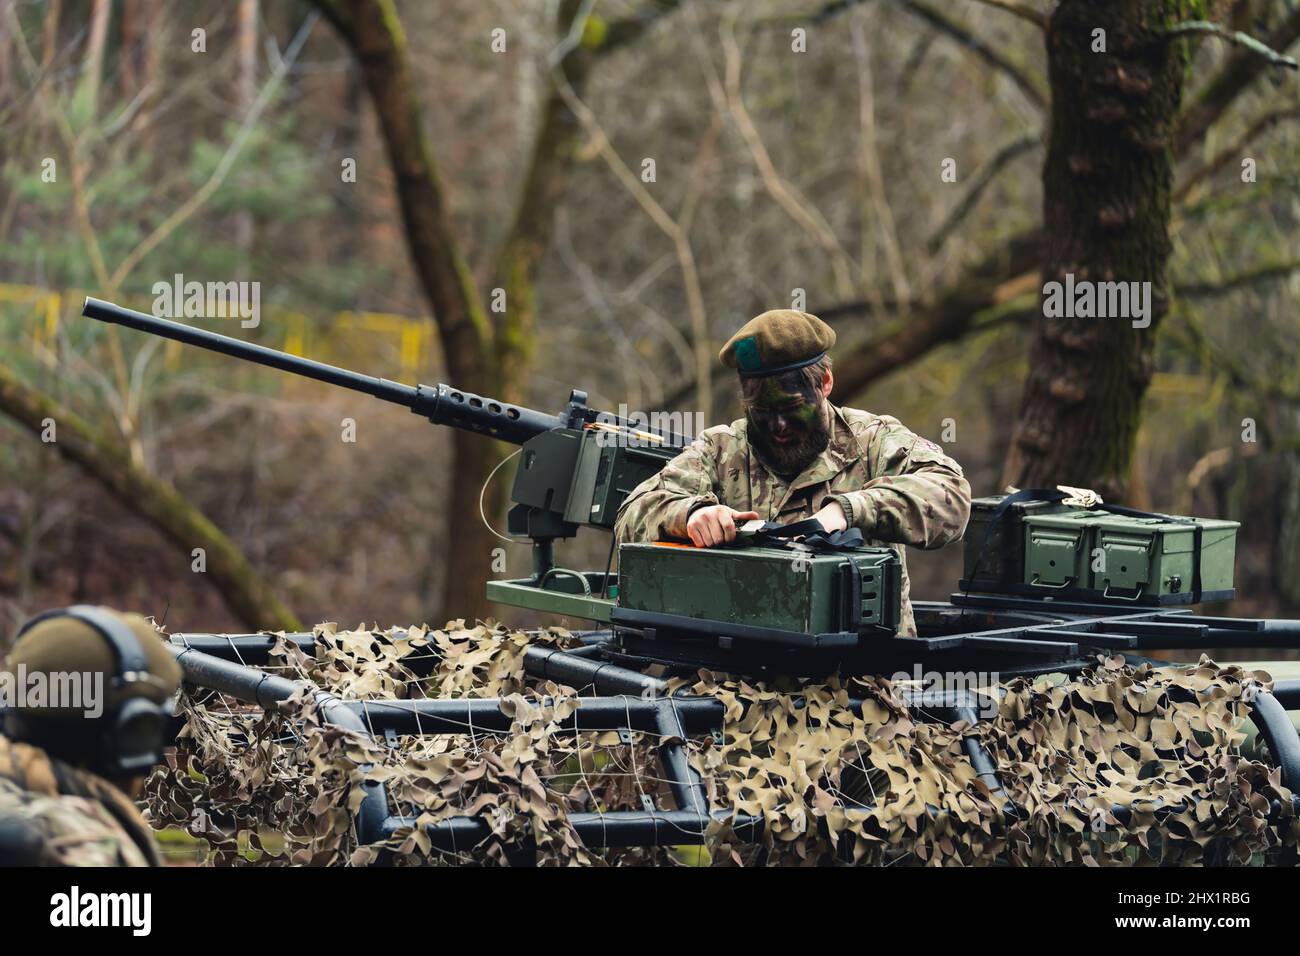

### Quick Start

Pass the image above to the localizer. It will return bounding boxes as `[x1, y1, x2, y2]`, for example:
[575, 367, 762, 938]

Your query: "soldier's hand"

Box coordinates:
[813, 500, 848, 534]
[686, 506, 760, 547]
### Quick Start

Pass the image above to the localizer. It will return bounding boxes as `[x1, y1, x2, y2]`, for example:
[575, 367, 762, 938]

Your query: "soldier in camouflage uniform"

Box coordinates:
[615, 310, 971, 637]
[0, 607, 181, 866]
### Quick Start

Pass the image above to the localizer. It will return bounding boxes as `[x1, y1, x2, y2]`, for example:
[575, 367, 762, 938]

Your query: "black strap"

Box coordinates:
[965, 488, 1067, 589]
[742, 519, 866, 553]
[750, 518, 824, 540]
[965, 489, 1204, 603]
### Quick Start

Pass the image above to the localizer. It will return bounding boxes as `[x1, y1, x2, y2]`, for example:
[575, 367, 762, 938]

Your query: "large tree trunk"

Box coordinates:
[314, 0, 653, 626]
[317, 0, 498, 625]
[1002, 1, 1187, 500]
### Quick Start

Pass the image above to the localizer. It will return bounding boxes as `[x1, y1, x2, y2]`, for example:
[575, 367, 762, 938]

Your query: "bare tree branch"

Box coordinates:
[959, 0, 1047, 29]
[833, 242, 1039, 400]
[897, 0, 1048, 109]
[927, 134, 1039, 253]
[592, 0, 682, 55]
[490, 1, 687, 393]
[794, 0, 1048, 106]
[716, 11, 858, 299]
[1158, 19, 1299, 69]
[1176, 259, 1300, 298]
[1174, 105, 1300, 201]
[6, 2, 140, 461]
[1169, 305, 1300, 406]
[552, 70, 713, 421]
[1175, 6, 1300, 155]
[109, 12, 319, 290]
[849, 6, 911, 313]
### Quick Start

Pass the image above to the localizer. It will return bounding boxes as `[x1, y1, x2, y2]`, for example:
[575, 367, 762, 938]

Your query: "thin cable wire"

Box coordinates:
[478, 448, 526, 544]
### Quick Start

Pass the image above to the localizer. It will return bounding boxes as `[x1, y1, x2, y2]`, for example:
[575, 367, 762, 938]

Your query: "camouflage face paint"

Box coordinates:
[742, 371, 831, 477]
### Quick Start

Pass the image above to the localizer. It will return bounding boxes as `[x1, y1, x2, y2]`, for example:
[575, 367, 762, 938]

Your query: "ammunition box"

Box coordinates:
[1022, 512, 1094, 589]
[962, 495, 1077, 589]
[1018, 512, 1239, 605]
[1089, 515, 1239, 602]
[614, 542, 901, 646]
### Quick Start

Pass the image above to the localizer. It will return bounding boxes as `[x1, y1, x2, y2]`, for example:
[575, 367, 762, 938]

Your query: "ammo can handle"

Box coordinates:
[1102, 583, 1144, 601]
[836, 560, 862, 631]
[1028, 575, 1074, 589]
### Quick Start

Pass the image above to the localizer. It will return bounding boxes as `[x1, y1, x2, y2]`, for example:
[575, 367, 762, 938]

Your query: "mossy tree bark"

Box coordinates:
[1001, 1, 1191, 500]
[315, 0, 676, 624]
[1278, 408, 1300, 604]
[0, 366, 303, 632]
[827, 6, 1300, 413]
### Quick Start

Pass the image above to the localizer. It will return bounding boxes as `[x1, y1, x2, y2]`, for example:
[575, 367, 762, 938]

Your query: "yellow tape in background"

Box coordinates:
[0, 282, 439, 382]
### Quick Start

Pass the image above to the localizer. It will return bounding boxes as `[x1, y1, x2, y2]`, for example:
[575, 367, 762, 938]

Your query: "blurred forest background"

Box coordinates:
[0, 0, 1298, 646]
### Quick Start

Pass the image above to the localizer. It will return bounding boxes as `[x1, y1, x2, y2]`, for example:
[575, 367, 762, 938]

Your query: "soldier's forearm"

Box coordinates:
[658, 496, 702, 540]
[838, 472, 971, 549]
[0, 815, 47, 866]
[615, 434, 722, 543]
[616, 492, 718, 542]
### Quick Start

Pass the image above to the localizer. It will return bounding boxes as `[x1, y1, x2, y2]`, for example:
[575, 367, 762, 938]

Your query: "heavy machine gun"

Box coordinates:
[83, 296, 684, 624]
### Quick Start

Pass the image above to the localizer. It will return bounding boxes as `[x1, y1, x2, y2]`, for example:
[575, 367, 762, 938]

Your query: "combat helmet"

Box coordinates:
[3, 606, 182, 781]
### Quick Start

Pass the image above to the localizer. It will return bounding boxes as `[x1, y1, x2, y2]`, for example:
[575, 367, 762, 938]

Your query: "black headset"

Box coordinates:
[12, 605, 174, 777]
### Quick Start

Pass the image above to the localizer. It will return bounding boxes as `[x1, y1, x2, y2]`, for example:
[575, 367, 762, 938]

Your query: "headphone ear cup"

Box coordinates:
[112, 697, 168, 775]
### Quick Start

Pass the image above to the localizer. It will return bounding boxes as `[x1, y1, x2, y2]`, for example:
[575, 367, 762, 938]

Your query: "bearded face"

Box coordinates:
[742, 370, 832, 477]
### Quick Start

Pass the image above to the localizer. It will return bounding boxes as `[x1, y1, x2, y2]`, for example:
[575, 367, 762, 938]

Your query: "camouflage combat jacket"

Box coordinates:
[0, 734, 160, 866]
[614, 404, 972, 637]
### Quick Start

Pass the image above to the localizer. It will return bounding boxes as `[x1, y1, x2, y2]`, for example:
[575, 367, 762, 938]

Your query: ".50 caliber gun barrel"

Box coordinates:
[81, 297, 563, 445]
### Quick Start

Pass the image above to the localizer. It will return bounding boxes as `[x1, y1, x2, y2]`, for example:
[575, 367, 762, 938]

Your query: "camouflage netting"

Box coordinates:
[143, 623, 1300, 866]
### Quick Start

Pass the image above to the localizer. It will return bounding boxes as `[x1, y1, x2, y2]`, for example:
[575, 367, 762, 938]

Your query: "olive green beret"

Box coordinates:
[719, 310, 836, 377]
[6, 608, 181, 721]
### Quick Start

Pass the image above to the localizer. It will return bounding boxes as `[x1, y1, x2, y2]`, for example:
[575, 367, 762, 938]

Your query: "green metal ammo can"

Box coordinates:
[961, 494, 1077, 590]
[1088, 515, 1240, 603]
[615, 542, 901, 646]
[1020, 512, 1240, 605]
[1021, 511, 1094, 590]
